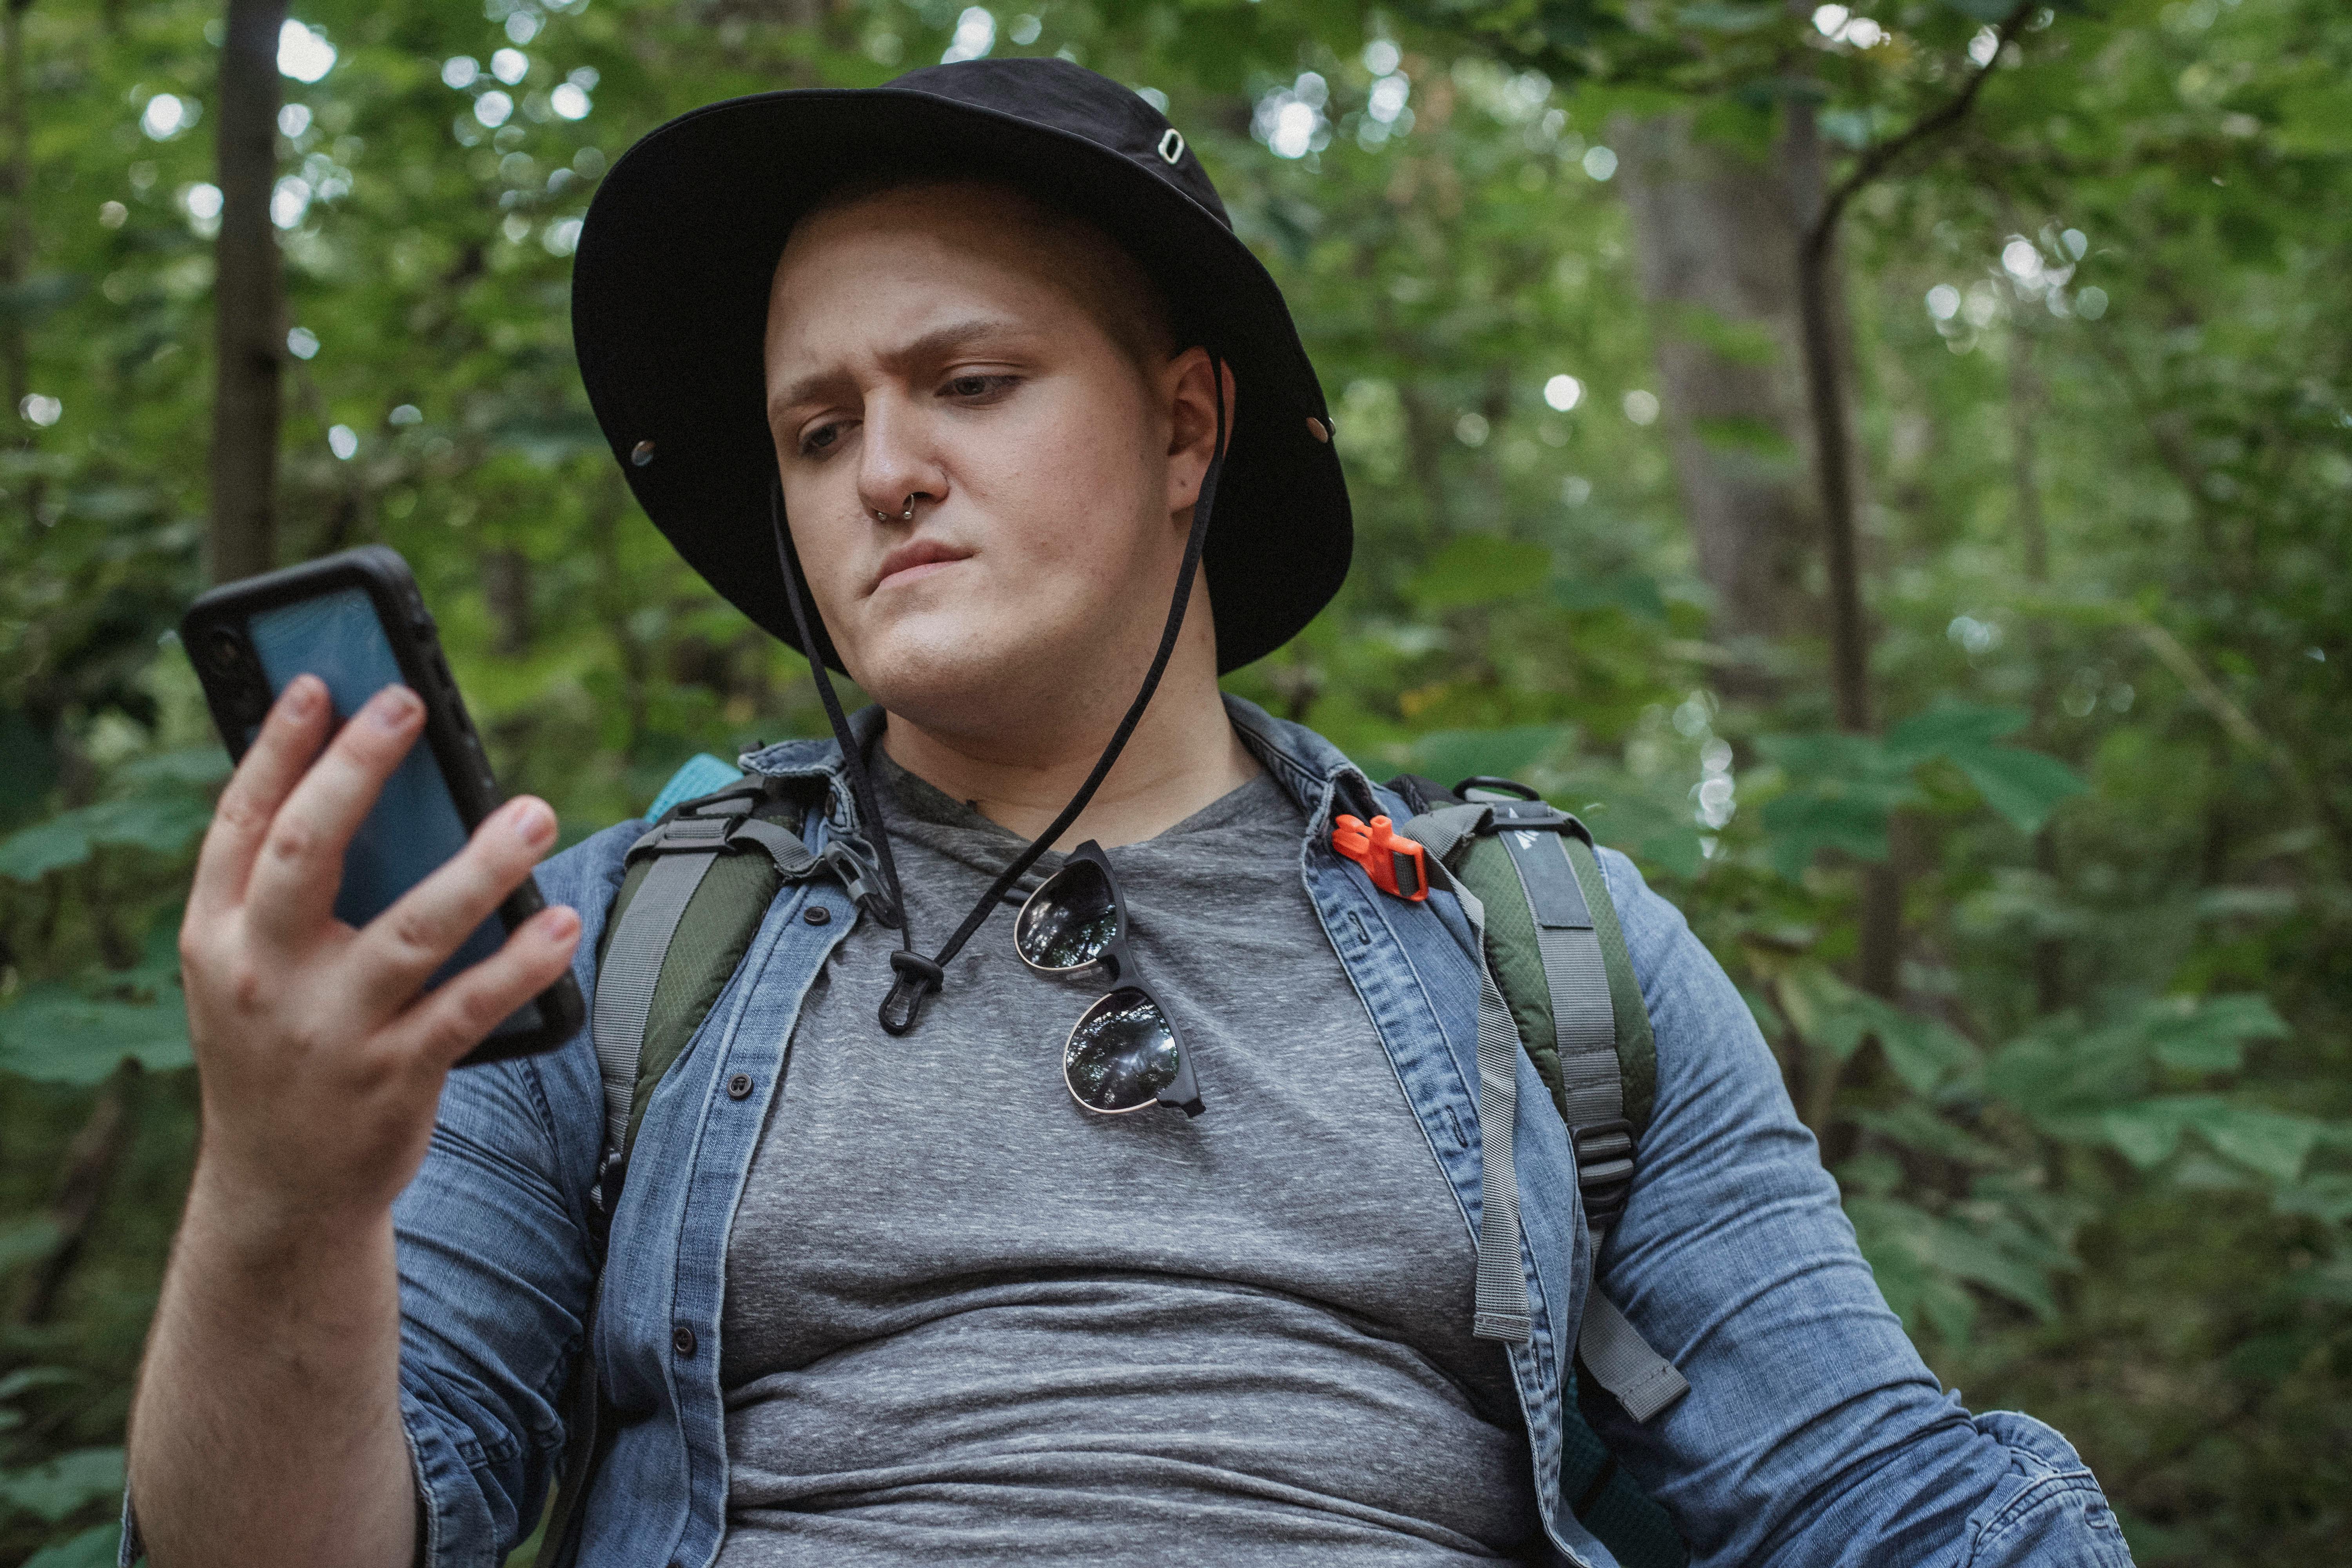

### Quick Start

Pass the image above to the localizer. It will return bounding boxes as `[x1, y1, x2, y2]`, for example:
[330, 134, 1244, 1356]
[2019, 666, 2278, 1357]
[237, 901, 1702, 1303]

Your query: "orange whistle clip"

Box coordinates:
[1332, 814, 1428, 901]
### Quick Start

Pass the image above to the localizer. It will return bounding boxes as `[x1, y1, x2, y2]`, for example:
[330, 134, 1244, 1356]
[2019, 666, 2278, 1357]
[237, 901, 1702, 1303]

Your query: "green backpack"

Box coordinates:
[539, 759, 1689, 1568]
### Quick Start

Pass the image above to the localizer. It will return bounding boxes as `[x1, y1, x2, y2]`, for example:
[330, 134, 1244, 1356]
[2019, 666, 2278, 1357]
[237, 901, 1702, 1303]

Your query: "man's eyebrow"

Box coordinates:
[768, 316, 1032, 418]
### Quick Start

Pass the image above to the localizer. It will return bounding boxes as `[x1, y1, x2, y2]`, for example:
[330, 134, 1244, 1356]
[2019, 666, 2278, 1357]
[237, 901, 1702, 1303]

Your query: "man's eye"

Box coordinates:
[800, 423, 842, 456]
[944, 374, 1013, 399]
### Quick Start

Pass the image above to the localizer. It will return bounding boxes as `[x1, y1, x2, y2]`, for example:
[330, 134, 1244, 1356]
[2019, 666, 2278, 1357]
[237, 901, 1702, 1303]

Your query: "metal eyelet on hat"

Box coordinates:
[1157, 129, 1184, 165]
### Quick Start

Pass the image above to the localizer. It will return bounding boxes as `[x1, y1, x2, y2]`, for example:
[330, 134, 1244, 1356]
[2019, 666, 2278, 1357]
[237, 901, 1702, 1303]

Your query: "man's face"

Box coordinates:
[764, 182, 1205, 740]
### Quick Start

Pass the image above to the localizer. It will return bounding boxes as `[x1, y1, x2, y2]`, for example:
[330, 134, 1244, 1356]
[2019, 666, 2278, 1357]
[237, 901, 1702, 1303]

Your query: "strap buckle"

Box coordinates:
[1452, 779, 1595, 846]
[819, 834, 900, 929]
[1570, 1117, 1636, 1231]
[1332, 814, 1428, 900]
[626, 798, 751, 860]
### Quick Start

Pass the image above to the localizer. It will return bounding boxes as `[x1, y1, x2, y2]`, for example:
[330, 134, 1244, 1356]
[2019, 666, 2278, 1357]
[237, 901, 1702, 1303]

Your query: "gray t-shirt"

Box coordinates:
[715, 749, 1538, 1564]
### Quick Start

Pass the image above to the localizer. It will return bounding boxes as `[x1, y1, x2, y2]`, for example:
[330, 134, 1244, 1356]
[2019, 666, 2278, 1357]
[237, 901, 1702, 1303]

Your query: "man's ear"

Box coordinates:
[1164, 346, 1239, 520]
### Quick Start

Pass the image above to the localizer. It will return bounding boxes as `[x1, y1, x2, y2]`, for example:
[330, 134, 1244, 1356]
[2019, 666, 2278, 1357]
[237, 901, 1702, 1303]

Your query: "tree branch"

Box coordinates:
[1806, 0, 2039, 259]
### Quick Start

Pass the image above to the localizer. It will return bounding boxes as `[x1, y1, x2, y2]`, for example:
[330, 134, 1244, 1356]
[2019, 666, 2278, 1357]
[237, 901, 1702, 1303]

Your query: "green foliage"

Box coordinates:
[0, 1447, 123, 1526]
[0, 0, 2347, 1561]
[1755, 702, 2088, 876]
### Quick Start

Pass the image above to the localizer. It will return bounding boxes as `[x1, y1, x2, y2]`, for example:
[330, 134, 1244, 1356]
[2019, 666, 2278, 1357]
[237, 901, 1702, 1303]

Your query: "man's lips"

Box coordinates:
[871, 538, 973, 593]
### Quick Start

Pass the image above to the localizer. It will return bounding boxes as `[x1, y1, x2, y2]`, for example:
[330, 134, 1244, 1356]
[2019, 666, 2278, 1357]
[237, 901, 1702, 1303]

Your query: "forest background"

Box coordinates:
[0, 0, 2345, 1561]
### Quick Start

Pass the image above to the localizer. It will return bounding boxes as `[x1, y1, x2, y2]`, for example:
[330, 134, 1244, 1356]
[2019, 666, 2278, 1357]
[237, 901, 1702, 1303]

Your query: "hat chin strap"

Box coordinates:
[768, 350, 1232, 1038]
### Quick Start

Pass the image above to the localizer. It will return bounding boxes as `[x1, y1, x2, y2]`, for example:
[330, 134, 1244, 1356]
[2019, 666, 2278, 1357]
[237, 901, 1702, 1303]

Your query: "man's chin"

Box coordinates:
[853, 627, 1110, 739]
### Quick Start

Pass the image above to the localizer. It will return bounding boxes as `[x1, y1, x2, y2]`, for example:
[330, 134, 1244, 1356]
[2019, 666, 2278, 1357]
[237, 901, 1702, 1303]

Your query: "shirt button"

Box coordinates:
[672, 1324, 697, 1357]
[803, 904, 831, 926]
[726, 1072, 754, 1100]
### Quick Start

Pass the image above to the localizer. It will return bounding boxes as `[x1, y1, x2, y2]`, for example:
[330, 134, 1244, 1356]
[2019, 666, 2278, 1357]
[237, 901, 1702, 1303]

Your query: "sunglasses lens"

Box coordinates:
[1064, 987, 1180, 1113]
[1016, 857, 1119, 971]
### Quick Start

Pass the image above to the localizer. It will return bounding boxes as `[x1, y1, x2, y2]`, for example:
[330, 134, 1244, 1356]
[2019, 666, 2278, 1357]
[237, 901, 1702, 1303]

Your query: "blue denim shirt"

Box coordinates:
[144, 698, 2131, 1568]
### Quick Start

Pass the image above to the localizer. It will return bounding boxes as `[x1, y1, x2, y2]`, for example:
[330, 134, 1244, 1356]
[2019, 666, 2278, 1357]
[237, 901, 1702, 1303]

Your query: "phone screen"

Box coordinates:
[245, 588, 537, 1031]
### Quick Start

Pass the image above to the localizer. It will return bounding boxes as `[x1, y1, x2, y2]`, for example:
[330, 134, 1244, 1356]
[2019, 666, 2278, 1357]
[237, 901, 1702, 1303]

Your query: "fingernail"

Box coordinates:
[510, 799, 555, 843]
[370, 686, 422, 730]
[284, 675, 323, 715]
[542, 905, 581, 942]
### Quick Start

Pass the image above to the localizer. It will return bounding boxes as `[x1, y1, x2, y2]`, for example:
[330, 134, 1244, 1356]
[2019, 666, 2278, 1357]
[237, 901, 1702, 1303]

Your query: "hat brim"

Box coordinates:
[572, 84, 1351, 676]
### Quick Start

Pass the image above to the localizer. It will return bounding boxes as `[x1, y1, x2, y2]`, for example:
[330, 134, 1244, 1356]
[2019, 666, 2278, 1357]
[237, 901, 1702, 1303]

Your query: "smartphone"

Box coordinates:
[180, 545, 585, 1066]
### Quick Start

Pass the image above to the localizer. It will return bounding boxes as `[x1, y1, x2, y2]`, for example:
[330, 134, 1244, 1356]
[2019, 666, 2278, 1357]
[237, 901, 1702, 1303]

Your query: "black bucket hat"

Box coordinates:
[571, 56, 1352, 675]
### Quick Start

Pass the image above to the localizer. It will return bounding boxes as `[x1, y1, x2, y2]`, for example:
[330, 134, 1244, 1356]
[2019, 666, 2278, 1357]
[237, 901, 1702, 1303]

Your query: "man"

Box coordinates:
[125, 59, 2133, 1568]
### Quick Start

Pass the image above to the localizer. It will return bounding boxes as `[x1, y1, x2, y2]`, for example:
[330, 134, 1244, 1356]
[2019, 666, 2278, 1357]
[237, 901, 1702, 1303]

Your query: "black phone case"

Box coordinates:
[180, 545, 586, 1067]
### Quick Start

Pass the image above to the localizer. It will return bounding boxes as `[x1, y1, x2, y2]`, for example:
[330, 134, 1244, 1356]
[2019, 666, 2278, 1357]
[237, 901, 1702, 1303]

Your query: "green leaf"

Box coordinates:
[114, 747, 232, 789]
[2104, 1096, 2324, 1184]
[1847, 1105, 2006, 1167]
[2291, 1258, 2352, 1305]
[0, 814, 95, 879]
[0, 1216, 62, 1275]
[2146, 993, 2290, 1073]
[1759, 793, 1889, 878]
[0, 1367, 78, 1403]
[0, 795, 214, 881]
[0, 942, 192, 1085]
[1634, 827, 1707, 880]
[1916, 1215, 2062, 1320]
[1988, 1019, 2156, 1129]
[1875, 1009, 1981, 1095]
[1945, 746, 2089, 835]
[1882, 704, 2028, 764]
[23, 1524, 121, 1568]
[1846, 1196, 2062, 1338]
[2102, 1098, 2203, 1168]
[2192, 1103, 2323, 1185]
[1775, 963, 1871, 1058]
[1938, 0, 2021, 21]
[0, 1448, 123, 1525]
[2273, 1174, 2352, 1227]
[1405, 534, 1553, 612]
[1551, 570, 1668, 622]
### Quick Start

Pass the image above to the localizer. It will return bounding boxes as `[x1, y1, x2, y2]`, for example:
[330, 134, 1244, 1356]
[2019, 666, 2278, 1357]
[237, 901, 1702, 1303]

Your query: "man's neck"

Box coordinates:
[878, 669, 1260, 851]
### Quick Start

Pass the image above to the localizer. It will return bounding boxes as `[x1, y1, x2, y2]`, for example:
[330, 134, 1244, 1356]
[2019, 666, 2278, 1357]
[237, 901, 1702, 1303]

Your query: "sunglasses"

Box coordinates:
[1013, 840, 1203, 1118]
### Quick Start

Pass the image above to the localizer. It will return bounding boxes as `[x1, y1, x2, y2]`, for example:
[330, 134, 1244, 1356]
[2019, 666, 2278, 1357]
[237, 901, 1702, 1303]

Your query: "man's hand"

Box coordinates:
[131, 673, 580, 1568]
[179, 673, 581, 1237]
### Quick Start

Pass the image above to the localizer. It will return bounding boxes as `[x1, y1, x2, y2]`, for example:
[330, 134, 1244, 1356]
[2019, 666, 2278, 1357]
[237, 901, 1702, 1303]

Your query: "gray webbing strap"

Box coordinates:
[590, 833, 722, 1157]
[1495, 826, 1621, 1129]
[1528, 829, 1689, 1423]
[729, 817, 821, 879]
[1578, 1287, 1690, 1421]
[1424, 800, 1690, 1421]
[1397, 808, 1530, 1344]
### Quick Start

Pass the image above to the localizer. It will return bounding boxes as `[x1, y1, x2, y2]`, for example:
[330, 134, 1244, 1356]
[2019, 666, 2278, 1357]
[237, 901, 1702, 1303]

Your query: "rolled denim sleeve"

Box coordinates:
[390, 826, 630, 1567]
[1582, 849, 2133, 1568]
[116, 827, 628, 1568]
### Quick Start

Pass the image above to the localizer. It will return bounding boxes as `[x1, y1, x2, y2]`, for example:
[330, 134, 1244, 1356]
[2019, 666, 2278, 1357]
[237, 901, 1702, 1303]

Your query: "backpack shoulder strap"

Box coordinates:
[1392, 774, 1687, 1424]
[539, 755, 843, 1568]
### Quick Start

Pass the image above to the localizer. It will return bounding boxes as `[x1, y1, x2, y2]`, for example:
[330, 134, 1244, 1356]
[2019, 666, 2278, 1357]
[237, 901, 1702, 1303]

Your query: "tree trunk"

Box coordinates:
[1613, 109, 1818, 684]
[208, 0, 287, 585]
[1789, 105, 1872, 739]
[2, 0, 30, 425]
[2009, 325, 2067, 1013]
[484, 547, 535, 657]
[1779, 100, 1902, 1000]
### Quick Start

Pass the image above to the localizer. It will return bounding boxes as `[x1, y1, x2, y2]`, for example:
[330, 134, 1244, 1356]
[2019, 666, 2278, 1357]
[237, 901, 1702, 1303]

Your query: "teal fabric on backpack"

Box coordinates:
[646, 752, 746, 822]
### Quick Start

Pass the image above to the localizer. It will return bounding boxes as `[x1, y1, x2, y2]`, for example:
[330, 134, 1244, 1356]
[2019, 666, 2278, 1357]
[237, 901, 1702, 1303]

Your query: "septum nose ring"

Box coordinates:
[872, 494, 917, 524]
